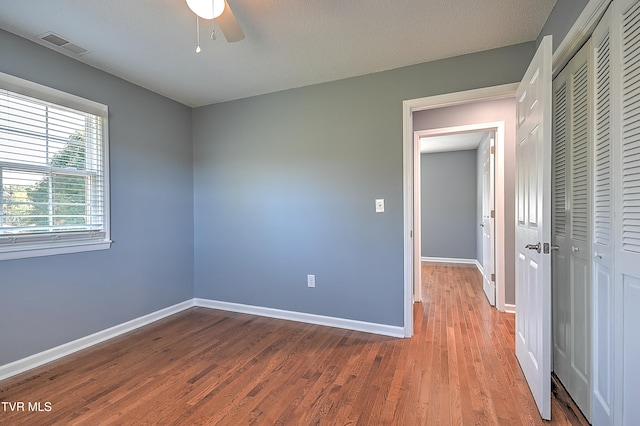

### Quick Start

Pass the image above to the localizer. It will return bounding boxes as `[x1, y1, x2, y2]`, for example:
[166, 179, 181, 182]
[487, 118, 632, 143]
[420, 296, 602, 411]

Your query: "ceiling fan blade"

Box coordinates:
[217, 0, 245, 42]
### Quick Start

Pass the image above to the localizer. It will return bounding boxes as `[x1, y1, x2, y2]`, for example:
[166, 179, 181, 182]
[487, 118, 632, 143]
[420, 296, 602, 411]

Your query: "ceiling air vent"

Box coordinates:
[38, 32, 88, 56]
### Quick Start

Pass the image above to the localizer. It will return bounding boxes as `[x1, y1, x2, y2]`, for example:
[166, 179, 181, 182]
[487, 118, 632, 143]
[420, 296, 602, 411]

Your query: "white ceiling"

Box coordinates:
[420, 131, 489, 154]
[0, 0, 556, 108]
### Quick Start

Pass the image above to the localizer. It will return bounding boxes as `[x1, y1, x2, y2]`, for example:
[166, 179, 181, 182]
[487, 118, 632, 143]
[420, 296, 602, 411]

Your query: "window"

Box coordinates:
[0, 72, 110, 260]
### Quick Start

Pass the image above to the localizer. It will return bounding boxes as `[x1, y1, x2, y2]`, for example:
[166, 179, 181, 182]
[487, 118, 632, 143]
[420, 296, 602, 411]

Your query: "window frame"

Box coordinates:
[0, 71, 111, 260]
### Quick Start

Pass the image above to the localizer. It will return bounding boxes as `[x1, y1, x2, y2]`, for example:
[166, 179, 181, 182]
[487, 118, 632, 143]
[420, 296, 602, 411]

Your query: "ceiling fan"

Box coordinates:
[186, 0, 245, 51]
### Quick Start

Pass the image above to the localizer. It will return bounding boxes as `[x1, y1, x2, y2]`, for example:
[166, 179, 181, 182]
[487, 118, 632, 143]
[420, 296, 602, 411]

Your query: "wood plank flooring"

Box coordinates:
[0, 263, 588, 425]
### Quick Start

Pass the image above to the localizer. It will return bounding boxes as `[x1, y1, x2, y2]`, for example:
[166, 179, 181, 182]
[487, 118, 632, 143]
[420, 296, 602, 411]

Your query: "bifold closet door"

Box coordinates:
[614, 0, 640, 424]
[591, 4, 614, 426]
[551, 40, 592, 421]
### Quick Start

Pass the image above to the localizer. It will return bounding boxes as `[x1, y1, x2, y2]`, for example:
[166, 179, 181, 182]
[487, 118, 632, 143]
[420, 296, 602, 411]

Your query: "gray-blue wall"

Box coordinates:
[420, 150, 477, 259]
[193, 43, 535, 326]
[0, 29, 194, 366]
[537, 0, 590, 50]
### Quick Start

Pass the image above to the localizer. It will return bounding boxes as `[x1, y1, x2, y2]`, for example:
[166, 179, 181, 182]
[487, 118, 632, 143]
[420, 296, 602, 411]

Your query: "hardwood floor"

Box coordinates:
[0, 263, 588, 425]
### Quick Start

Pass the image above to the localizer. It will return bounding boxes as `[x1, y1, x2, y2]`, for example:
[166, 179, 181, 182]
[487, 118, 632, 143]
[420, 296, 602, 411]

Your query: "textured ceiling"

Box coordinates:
[0, 0, 556, 107]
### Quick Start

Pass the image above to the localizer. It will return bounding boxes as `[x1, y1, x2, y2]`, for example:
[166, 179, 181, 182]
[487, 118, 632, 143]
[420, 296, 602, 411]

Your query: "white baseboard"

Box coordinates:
[194, 298, 406, 338]
[422, 257, 483, 275]
[0, 299, 194, 382]
[504, 303, 516, 314]
[421, 256, 480, 266]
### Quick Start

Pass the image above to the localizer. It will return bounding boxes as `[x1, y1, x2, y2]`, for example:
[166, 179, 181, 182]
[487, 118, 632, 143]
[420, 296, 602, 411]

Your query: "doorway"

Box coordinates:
[415, 127, 497, 306]
[402, 83, 518, 337]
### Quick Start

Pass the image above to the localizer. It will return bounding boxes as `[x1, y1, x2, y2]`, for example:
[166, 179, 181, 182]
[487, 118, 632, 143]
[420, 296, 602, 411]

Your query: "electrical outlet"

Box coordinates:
[307, 274, 315, 288]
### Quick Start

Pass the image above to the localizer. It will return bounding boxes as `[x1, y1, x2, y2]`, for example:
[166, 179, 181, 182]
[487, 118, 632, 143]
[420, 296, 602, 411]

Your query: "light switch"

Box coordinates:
[375, 199, 385, 213]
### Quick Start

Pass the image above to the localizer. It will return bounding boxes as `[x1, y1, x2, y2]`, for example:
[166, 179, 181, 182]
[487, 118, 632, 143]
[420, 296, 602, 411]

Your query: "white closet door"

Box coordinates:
[614, 0, 640, 424]
[568, 41, 592, 419]
[551, 40, 592, 421]
[591, 4, 614, 426]
[552, 62, 571, 400]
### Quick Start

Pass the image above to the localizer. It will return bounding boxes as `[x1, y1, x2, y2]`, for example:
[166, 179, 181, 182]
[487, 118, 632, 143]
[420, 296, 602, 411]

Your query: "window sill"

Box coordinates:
[0, 239, 112, 261]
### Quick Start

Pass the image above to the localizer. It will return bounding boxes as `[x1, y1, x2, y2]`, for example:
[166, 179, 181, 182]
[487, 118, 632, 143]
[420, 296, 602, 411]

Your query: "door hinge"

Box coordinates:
[490, 146, 495, 155]
[490, 210, 495, 218]
[491, 273, 495, 282]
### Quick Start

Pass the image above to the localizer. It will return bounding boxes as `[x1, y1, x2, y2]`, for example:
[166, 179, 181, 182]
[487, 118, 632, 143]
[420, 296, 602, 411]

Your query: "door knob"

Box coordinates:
[479, 223, 484, 227]
[594, 252, 603, 259]
[525, 242, 541, 253]
[544, 243, 559, 253]
[572, 246, 580, 252]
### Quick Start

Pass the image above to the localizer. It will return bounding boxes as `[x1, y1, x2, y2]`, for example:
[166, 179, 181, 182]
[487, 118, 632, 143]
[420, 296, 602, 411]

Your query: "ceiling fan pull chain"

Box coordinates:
[211, 21, 217, 41]
[195, 15, 202, 53]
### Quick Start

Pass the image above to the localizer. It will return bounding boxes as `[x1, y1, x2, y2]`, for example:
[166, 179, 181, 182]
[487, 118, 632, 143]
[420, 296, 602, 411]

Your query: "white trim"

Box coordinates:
[552, 0, 612, 77]
[495, 118, 507, 312]
[403, 83, 518, 337]
[403, 99, 415, 337]
[194, 298, 406, 338]
[413, 131, 423, 303]
[0, 240, 112, 261]
[404, 83, 519, 113]
[0, 71, 107, 116]
[421, 256, 479, 265]
[415, 123, 504, 138]
[0, 299, 194, 381]
[504, 304, 516, 314]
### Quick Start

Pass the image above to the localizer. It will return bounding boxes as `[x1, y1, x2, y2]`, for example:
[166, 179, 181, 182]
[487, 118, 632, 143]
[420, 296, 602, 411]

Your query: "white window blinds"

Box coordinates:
[0, 72, 110, 259]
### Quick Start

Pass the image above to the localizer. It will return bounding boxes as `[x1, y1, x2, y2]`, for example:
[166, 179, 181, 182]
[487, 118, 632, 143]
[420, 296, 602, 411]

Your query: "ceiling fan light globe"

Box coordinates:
[186, 0, 225, 20]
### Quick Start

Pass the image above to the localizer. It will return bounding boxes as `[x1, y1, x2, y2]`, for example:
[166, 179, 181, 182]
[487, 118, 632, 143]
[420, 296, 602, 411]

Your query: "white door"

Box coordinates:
[591, 5, 614, 425]
[515, 35, 552, 420]
[615, 0, 640, 424]
[551, 40, 592, 420]
[481, 132, 496, 305]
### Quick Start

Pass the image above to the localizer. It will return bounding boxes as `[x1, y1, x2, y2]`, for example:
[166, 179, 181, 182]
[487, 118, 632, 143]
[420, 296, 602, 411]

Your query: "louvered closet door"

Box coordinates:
[551, 40, 592, 421]
[569, 41, 592, 420]
[552, 64, 571, 406]
[614, 0, 640, 424]
[591, 5, 614, 426]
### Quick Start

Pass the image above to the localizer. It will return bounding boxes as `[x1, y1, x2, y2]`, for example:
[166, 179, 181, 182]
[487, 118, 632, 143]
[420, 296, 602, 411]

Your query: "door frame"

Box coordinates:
[414, 123, 504, 306]
[402, 83, 517, 337]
